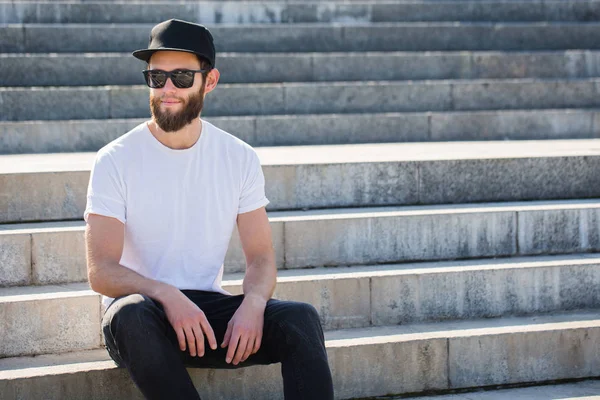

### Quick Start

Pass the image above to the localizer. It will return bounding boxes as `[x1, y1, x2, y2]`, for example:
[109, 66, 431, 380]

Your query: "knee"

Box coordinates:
[103, 294, 160, 342]
[280, 302, 324, 337]
[277, 302, 327, 357]
[292, 302, 321, 326]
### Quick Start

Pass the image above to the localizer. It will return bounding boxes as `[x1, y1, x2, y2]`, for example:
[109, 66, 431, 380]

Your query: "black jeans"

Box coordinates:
[102, 290, 334, 400]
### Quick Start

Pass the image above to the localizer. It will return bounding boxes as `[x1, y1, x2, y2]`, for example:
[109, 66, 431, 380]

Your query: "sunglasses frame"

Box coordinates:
[142, 68, 210, 89]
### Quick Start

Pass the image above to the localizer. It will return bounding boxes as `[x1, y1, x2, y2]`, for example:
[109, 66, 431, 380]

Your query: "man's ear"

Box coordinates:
[204, 68, 220, 94]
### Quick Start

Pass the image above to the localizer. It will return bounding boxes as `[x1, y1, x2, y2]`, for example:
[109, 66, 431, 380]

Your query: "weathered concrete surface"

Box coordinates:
[328, 332, 448, 398]
[0, 221, 86, 287]
[282, 207, 517, 267]
[0, 119, 147, 155]
[264, 161, 421, 210]
[370, 254, 600, 325]
[452, 79, 600, 111]
[2, 255, 600, 336]
[418, 156, 600, 204]
[2, 273, 369, 356]
[31, 228, 87, 285]
[0, 2, 364, 25]
[0, 25, 24, 52]
[4, 79, 600, 121]
[278, 201, 600, 268]
[2, 312, 596, 399]
[2, 109, 599, 155]
[0, 86, 111, 121]
[4, 201, 600, 283]
[3, 1, 600, 24]
[0, 231, 30, 286]
[4, 140, 600, 222]
[0, 325, 447, 399]
[392, 379, 600, 399]
[0, 218, 284, 286]
[3, 254, 600, 346]
[1, 81, 446, 120]
[3, 23, 600, 54]
[251, 112, 428, 146]
[0, 169, 89, 223]
[4, 51, 600, 87]
[280, 80, 453, 115]
[470, 51, 588, 80]
[448, 319, 600, 388]
[0, 283, 100, 358]
[0, 117, 257, 155]
[518, 205, 600, 255]
[0, 53, 143, 87]
[429, 109, 598, 142]
[0, 350, 146, 400]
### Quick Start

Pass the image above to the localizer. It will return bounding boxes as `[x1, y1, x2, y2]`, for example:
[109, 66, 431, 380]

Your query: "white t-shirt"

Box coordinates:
[84, 119, 270, 310]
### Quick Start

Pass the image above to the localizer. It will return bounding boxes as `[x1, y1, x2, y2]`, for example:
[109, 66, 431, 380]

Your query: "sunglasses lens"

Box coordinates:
[171, 71, 195, 88]
[144, 71, 166, 88]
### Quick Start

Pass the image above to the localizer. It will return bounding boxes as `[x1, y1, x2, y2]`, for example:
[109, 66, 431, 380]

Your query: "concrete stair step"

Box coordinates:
[3, 78, 600, 121]
[1, 139, 600, 221]
[3, 0, 600, 24]
[3, 198, 600, 285]
[5, 50, 600, 87]
[3, 22, 600, 53]
[0, 283, 101, 358]
[1, 254, 600, 358]
[1, 311, 598, 399]
[399, 380, 600, 399]
[2, 109, 600, 155]
[4, 0, 554, 1]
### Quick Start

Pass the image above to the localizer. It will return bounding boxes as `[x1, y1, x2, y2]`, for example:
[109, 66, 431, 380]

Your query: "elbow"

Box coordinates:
[87, 263, 106, 294]
[87, 270, 101, 293]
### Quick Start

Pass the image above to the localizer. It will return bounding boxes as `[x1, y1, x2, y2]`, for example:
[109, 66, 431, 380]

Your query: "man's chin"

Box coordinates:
[155, 116, 196, 132]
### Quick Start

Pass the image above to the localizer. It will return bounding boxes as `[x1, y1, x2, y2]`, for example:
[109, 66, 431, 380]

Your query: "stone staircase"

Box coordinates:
[1, 1, 600, 399]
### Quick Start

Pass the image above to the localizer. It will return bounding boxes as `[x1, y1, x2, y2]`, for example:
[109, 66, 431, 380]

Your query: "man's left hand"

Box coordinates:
[221, 294, 267, 365]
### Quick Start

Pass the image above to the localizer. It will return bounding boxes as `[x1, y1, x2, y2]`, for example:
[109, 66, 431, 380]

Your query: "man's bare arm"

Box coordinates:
[85, 213, 217, 356]
[85, 213, 169, 299]
[221, 206, 277, 364]
[240, 208, 277, 304]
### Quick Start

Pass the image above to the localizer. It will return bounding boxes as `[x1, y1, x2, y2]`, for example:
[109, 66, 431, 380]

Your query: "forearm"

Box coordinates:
[88, 261, 174, 303]
[242, 252, 277, 303]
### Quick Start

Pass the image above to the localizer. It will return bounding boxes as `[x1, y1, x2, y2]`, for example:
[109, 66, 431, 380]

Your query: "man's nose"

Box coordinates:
[161, 76, 177, 91]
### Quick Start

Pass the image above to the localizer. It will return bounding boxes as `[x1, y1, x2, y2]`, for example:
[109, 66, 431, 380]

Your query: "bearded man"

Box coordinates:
[84, 19, 334, 400]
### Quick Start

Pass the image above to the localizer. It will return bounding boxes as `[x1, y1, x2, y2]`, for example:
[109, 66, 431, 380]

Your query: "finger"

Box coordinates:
[252, 332, 262, 354]
[221, 322, 233, 348]
[175, 327, 187, 352]
[225, 330, 241, 364]
[184, 326, 197, 357]
[192, 324, 205, 357]
[241, 336, 255, 362]
[232, 334, 249, 365]
[199, 315, 217, 350]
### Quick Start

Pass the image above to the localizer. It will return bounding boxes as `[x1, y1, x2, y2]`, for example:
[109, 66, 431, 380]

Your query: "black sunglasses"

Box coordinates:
[142, 68, 209, 89]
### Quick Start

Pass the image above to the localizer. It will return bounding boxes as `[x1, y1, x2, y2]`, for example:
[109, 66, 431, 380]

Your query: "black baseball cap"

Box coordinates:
[132, 19, 216, 68]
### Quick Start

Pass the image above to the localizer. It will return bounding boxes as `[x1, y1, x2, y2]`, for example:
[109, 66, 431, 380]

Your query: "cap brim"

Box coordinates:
[132, 48, 213, 66]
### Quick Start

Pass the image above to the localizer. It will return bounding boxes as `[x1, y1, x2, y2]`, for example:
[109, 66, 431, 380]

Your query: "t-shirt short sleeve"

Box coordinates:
[238, 149, 270, 214]
[84, 150, 127, 224]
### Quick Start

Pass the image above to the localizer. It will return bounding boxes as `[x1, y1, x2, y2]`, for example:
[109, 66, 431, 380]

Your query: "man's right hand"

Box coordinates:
[158, 286, 217, 357]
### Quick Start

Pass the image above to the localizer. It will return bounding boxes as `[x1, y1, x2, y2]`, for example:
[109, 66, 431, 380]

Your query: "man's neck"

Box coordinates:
[147, 118, 202, 150]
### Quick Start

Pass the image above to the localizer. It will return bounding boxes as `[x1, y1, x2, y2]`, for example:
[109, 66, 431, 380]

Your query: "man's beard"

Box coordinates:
[150, 85, 205, 132]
